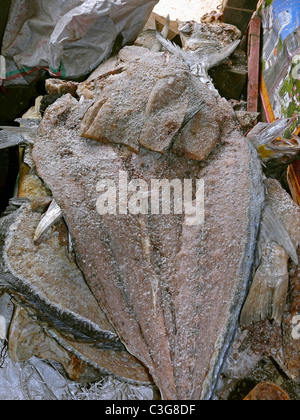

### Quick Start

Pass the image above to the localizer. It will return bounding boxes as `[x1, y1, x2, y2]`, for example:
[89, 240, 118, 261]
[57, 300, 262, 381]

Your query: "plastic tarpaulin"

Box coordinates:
[1, 0, 159, 86]
[260, 0, 300, 129]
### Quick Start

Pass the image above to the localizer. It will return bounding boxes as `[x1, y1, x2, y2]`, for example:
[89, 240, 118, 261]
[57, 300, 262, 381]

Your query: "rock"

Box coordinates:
[45, 79, 79, 97]
[244, 382, 290, 400]
[236, 111, 259, 133]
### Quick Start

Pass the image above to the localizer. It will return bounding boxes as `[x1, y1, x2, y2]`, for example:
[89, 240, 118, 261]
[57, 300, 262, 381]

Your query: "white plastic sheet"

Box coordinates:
[2, 0, 158, 86]
[0, 295, 155, 400]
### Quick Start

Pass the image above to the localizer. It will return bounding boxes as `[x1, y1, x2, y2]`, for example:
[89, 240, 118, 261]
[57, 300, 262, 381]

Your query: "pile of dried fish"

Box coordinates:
[0, 17, 300, 401]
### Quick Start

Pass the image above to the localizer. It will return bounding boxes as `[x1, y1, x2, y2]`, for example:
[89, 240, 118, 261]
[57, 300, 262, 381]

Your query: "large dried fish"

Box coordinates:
[32, 46, 265, 399]
[157, 33, 299, 331]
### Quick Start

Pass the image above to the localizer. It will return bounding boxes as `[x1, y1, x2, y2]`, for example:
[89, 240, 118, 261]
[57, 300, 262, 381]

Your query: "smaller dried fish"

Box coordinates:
[0, 131, 28, 150]
[247, 117, 297, 148]
[33, 200, 63, 245]
[241, 194, 299, 326]
[156, 32, 240, 92]
[14, 118, 41, 128]
[247, 116, 300, 161]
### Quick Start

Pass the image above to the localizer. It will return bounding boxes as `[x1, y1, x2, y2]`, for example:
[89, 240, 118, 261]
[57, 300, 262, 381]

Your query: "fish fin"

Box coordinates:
[151, 15, 170, 53]
[155, 31, 184, 56]
[256, 117, 296, 146]
[203, 40, 240, 70]
[33, 200, 63, 245]
[156, 33, 240, 72]
[0, 130, 26, 149]
[259, 203, 298, 265]
[240, 273, 273, 326]
[272, 275, 289, 324]
[155, 31, 198, 71]
[161, 14, 170, 39]
[240, 244, 289, 326]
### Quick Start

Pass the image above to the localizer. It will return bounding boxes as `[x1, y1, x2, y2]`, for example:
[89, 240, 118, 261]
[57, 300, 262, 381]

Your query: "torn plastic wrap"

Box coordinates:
[1, 0, 159, 86]
[260, 0, 300, 126]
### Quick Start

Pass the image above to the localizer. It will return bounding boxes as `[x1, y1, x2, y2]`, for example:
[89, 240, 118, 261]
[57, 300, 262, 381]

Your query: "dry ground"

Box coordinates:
[153, 0, 223, 22]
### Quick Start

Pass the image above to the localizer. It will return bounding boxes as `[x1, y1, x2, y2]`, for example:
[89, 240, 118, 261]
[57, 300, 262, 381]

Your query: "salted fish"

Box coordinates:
[0, 201, 151, 384]
[32, 46, 265, 399]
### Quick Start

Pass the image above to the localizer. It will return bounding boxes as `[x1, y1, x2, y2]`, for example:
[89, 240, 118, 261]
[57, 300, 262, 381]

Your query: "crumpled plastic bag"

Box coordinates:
[2, 0, 158, 86]
[0, 294, 155, 400]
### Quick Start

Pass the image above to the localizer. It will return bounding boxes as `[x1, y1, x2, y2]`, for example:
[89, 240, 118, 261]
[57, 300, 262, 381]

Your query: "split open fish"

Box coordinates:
[30, 44, 265, 400]
[0, 24, 298, 399]
[0, 200, 151, 384]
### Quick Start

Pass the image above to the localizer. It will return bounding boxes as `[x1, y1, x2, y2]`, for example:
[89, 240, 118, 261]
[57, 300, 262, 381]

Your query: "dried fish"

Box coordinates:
[244, 382, 291, 400]
[3, 24, 296, 399]
[0, 131, 28, 150]
[156, 30, 240, 93]
[33, 52, 265, 399]
[241, 179, 300, 327]
[247, 116, 300, 162]
[0, 202, 151, 384]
